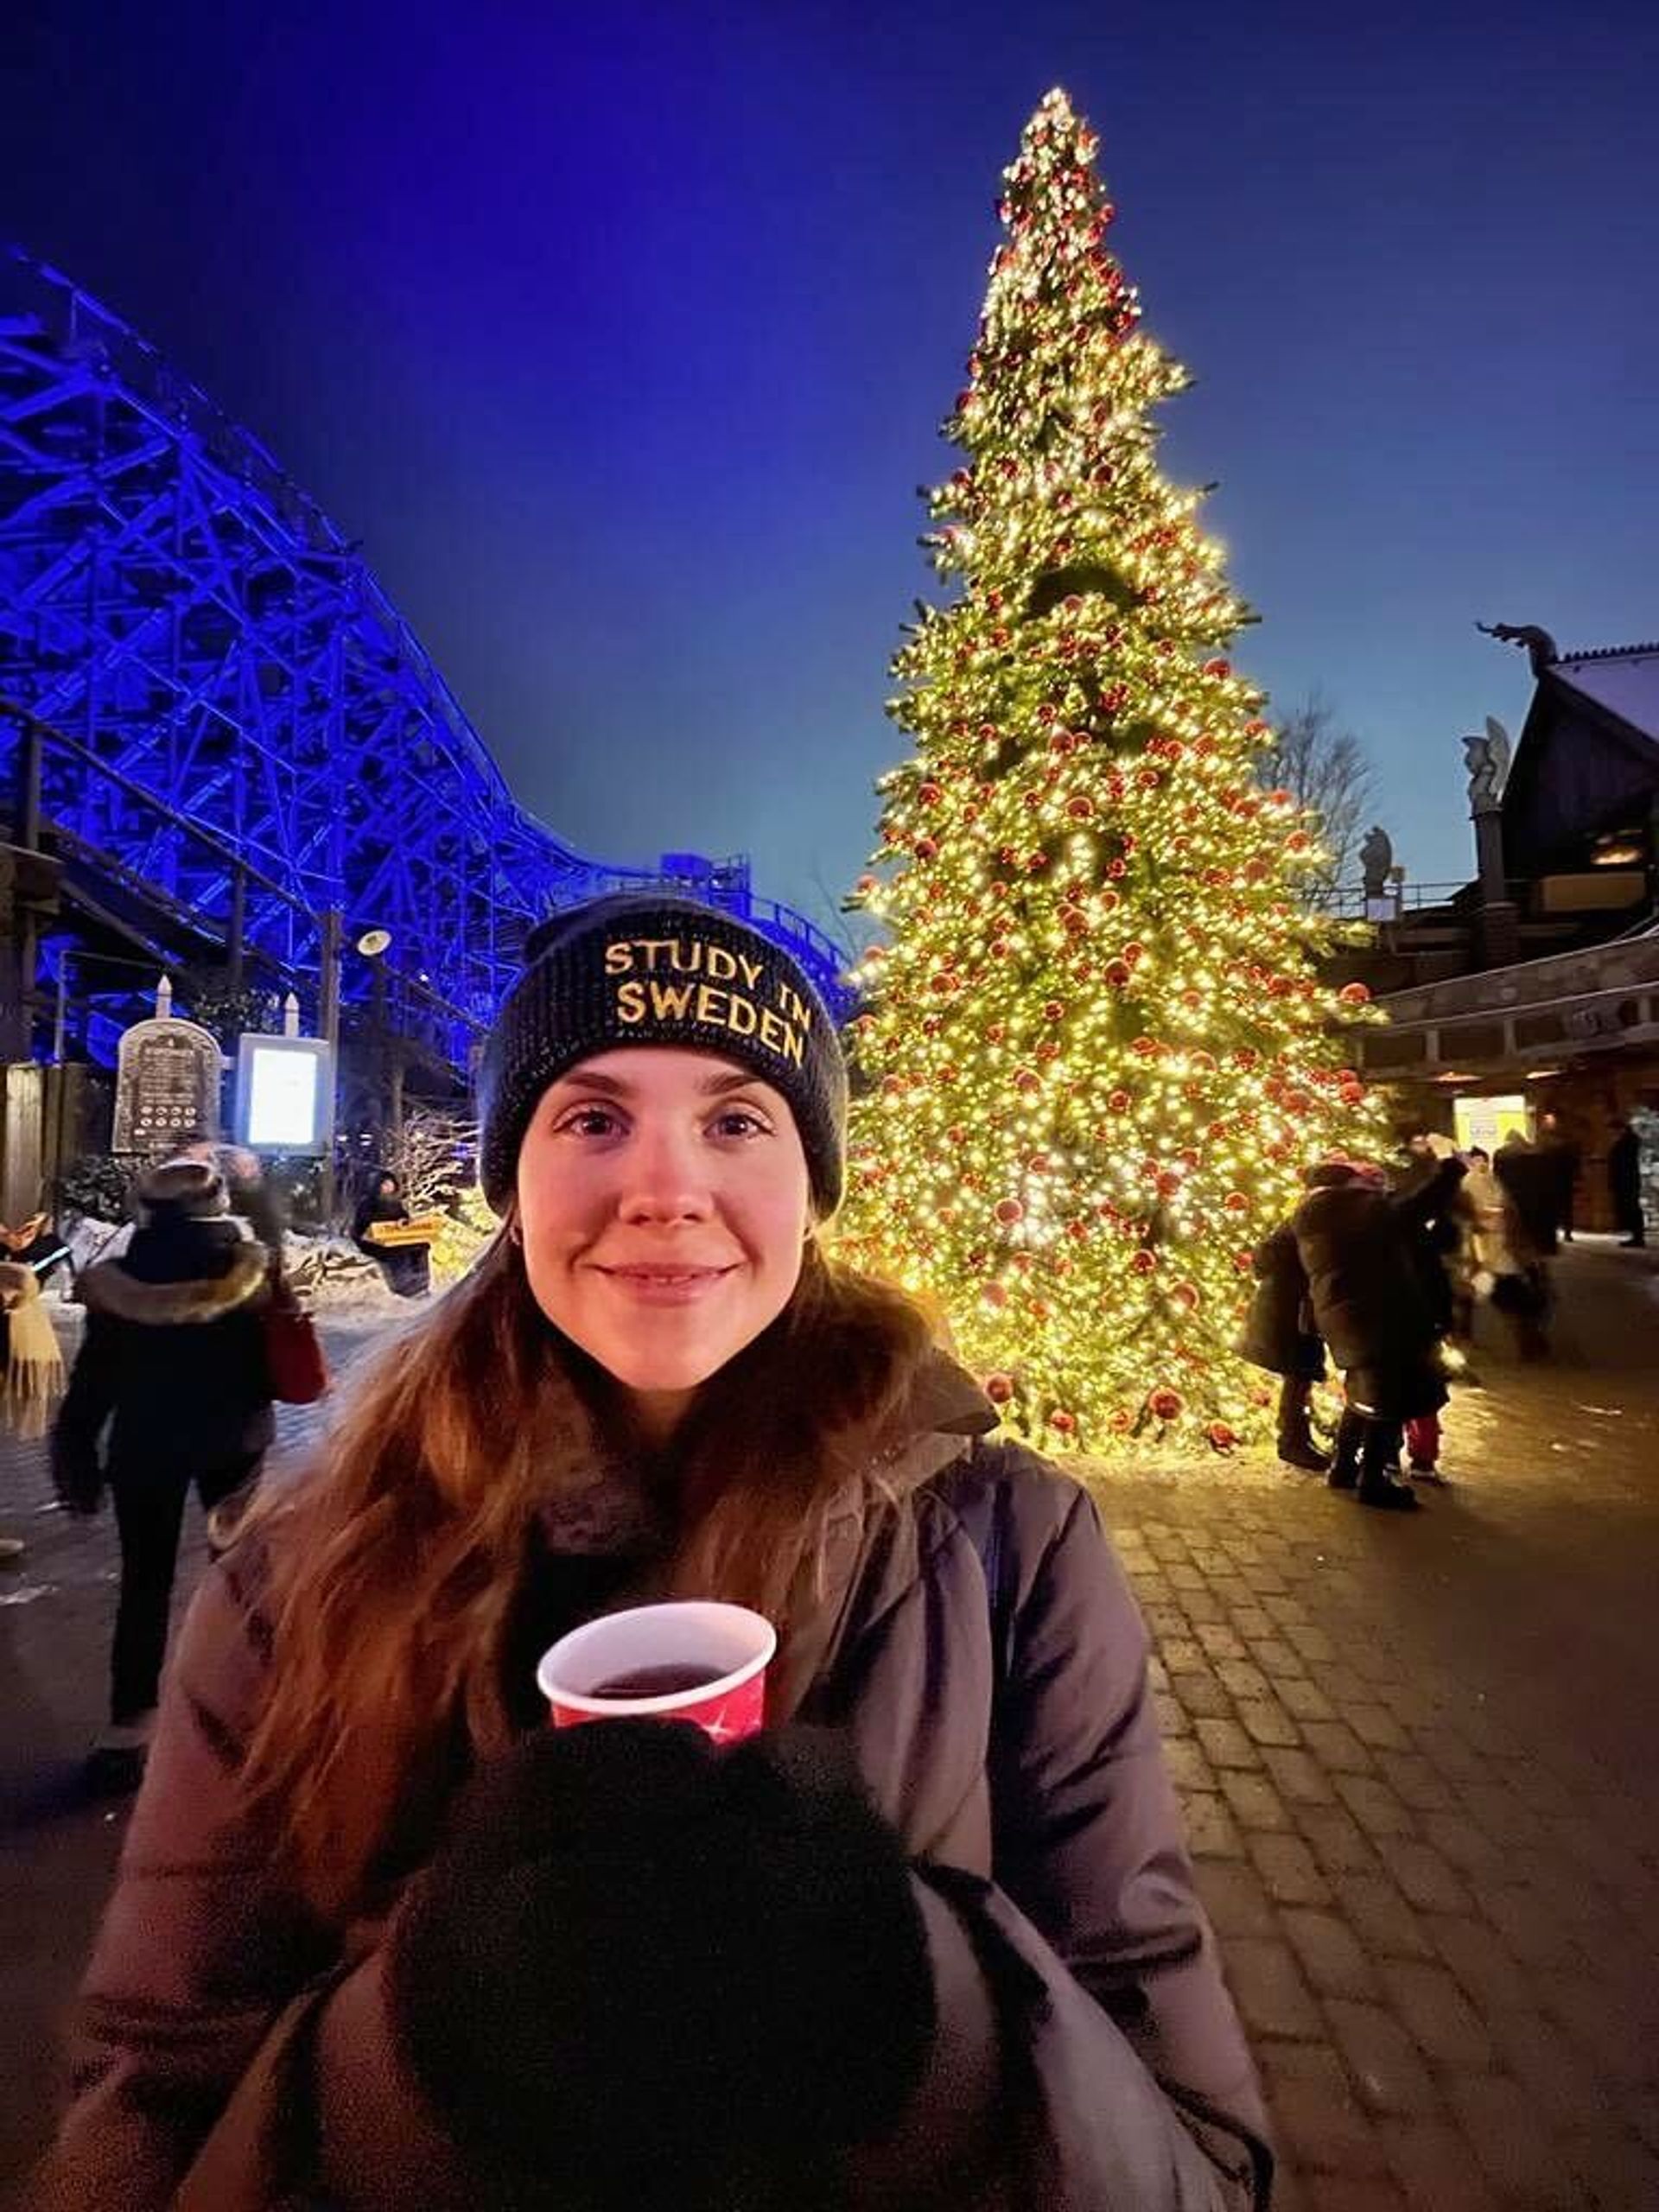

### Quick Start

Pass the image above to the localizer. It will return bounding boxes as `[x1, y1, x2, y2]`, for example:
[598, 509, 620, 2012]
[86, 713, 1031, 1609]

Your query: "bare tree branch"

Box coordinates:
[1262, 689, 1377, 910]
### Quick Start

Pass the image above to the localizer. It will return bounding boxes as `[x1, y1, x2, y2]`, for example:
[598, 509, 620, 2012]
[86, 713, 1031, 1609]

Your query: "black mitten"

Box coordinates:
[386, 1720, 935, 2207]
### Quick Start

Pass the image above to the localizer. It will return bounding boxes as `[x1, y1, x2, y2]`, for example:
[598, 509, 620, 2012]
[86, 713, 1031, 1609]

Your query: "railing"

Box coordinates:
[1321, 880, 1471, 922]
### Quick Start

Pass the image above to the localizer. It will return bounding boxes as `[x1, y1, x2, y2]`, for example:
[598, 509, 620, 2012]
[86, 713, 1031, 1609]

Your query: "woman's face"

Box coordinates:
[515, 1047, 812, 1440]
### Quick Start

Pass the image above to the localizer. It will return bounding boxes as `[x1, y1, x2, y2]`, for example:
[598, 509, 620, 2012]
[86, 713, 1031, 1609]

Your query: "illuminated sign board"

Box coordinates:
[234, 1035, 334, 1154]
[1452, 1094, 1529, 1154]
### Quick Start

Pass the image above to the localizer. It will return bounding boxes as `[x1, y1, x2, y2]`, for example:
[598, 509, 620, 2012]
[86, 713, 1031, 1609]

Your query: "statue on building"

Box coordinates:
[1359, 824, 1394, 900]
[1462, 715, 1512, 811]
[1476, 620, 1558, 677]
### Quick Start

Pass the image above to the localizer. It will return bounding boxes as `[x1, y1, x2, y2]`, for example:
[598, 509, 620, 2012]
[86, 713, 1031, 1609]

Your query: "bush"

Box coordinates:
[56, 1154, 132, 1224]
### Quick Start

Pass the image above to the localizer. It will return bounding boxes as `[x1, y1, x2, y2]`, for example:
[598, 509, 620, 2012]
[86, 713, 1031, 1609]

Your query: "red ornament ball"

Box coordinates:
[1172, 1281, 1200, 1311]
[1049, 1409, 1077, 1435]
[1206, 1422, 1238, 1453]
[982, 1281, 1008, 1308]
[1131, 1249, 1157, 1275]
[1149, 1387, 1184, 1422]
[1107, 1088, 1133, 1114]
[995, 1198, 1024, 1225]
[984, 1371, 1015, 1404]
[1339, 981, 1372, 1006]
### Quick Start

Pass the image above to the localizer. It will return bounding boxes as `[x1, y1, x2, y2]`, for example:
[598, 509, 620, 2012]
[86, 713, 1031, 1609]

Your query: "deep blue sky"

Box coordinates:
[7, 0, 1656, 937]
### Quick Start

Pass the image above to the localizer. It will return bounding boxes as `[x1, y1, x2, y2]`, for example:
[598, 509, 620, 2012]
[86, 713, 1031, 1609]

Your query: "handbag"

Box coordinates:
[264, 1295, 328, 1404]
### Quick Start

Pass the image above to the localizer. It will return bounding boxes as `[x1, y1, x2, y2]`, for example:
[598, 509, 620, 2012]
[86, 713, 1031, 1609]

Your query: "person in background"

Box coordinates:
[50, 1160, 276, 1796]
[1492, 1133, 1557, 1358]
[1608, 1118, 1646, 1248]
[1, 1207, 74, 1289]
[222, 1147, 287, 1268]
[32, 893, 1270, 2212]
[1536, 1111, 1580, 1243]
[353, 1168, 432, 1297]
[1391, 1135, 1465, 1480]
[0, 1260, 67, 1440]
[1236, 1199, 1329, 1473]
[1292, 1147, 1465, 1511]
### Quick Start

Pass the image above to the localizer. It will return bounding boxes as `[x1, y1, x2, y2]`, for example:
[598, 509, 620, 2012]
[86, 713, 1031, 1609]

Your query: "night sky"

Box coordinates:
[7, 0, 1656, 940]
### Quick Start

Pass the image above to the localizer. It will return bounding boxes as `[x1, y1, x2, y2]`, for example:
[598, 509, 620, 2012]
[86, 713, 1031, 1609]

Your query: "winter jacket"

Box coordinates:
[52, 1217, 275, 1495]
[1493, 1143, 1558, 1260]
[1236, 1224, 1324, 1381]
[1462, 1164, 1522, 1280]
[1291, 1161, 1464, 1423]
[351, 1190, 409, 1249]
[29, 1358, 1270, 2212]
[1608, 1128, 1643, 1212]
[1391, 1159, 1463, 1338]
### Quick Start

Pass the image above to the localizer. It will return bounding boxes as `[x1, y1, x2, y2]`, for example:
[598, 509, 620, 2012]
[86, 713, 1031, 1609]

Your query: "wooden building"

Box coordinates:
[1332, 632, 1659, 1229]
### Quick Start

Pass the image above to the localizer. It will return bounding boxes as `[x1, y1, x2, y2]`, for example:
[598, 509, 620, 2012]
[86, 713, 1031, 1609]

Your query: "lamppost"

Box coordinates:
[355, 926, 399, 1151]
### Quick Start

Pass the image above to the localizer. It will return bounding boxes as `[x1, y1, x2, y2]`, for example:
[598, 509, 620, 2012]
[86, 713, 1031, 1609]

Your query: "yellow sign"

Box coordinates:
[603, 936, 812, 1070]
[1452, 1095, 1529, 1153]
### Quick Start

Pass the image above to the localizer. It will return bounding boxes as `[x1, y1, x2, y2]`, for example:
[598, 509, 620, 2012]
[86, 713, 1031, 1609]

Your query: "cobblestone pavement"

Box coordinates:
[3, 1247, 1657, 2207]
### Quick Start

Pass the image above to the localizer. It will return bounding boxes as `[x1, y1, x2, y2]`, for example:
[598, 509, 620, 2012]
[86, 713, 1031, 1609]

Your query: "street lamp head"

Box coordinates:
[356, 928, 391, 957]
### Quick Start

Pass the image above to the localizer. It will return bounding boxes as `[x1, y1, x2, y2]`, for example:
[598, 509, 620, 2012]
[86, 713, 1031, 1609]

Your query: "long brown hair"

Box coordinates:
[239, 1229, 938, 1919]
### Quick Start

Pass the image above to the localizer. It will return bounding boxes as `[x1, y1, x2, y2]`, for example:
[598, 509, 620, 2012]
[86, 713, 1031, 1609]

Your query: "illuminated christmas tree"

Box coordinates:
[837, 89, 1386, 1452]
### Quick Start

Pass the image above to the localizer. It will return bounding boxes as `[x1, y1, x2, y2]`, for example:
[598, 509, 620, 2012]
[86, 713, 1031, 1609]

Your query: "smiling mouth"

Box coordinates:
[593, 1265, 737, 1295]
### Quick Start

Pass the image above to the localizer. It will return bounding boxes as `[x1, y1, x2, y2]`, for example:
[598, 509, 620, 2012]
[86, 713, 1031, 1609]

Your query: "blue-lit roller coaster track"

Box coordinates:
[0, 249, 851, 1092]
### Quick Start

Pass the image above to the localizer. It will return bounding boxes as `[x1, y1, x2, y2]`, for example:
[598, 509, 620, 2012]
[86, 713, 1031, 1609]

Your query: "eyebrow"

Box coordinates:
[549, 1067, 766, 1101]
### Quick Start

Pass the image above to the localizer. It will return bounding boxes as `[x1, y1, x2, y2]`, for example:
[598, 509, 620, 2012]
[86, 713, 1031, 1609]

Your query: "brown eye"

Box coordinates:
[710, 1108, 769, 1141]
[555, 1105, 625, 1139]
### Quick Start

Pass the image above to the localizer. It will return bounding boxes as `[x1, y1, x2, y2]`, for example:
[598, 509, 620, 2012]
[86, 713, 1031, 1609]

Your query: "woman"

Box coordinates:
[1236, 1207, 1329, 1474]
[1291, 1151, 1465, 1511]
[50, 1160, 275, 1794]
[32, 894, 1270, 2211]
[353, 1168, 431, 1297]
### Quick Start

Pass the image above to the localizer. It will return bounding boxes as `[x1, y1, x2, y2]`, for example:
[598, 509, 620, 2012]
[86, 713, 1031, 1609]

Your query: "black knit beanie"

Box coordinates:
[477, 894, 847, 1217]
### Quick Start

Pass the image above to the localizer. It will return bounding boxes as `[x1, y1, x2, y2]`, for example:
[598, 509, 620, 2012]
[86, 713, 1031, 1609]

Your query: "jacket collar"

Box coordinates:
[526, 1349, 999, 1716]
[79, 1242, 270, 1326]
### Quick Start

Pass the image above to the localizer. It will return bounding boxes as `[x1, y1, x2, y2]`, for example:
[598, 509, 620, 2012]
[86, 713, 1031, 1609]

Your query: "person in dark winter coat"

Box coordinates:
[1494, 1134, 1559, 1260]
[1608, 1120, 1646, 1246]
[353, 1169, 431, 1295]
[31, 894, 1271, 2212]
[1236, 1217, 1328, 1472]
[51, 1160, 275, 1793]
[1536, 1112, 1580, 1243]
[1291, 1152, 1465, 1510]
[1389, 1137, 1468, 1478]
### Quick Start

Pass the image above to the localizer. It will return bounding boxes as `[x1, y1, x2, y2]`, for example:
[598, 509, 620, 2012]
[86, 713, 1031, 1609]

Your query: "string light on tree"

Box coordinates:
[836, 88, 1387, 1452]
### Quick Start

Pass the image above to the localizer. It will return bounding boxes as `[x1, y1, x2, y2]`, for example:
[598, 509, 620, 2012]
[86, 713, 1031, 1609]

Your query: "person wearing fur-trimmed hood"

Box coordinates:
[51, 1157, 275, 1793]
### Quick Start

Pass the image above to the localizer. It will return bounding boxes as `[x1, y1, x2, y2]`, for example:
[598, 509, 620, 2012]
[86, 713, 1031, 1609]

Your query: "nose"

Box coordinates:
[615, 1120, 714, 1224]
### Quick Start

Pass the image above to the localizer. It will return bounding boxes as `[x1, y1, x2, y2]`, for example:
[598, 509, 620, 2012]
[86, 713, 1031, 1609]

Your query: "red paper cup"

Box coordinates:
[537, 1600, 776, 1744]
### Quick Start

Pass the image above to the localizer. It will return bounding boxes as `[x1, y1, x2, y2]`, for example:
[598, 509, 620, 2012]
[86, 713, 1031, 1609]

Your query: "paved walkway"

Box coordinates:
[3, 1248, 1656, 2208]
